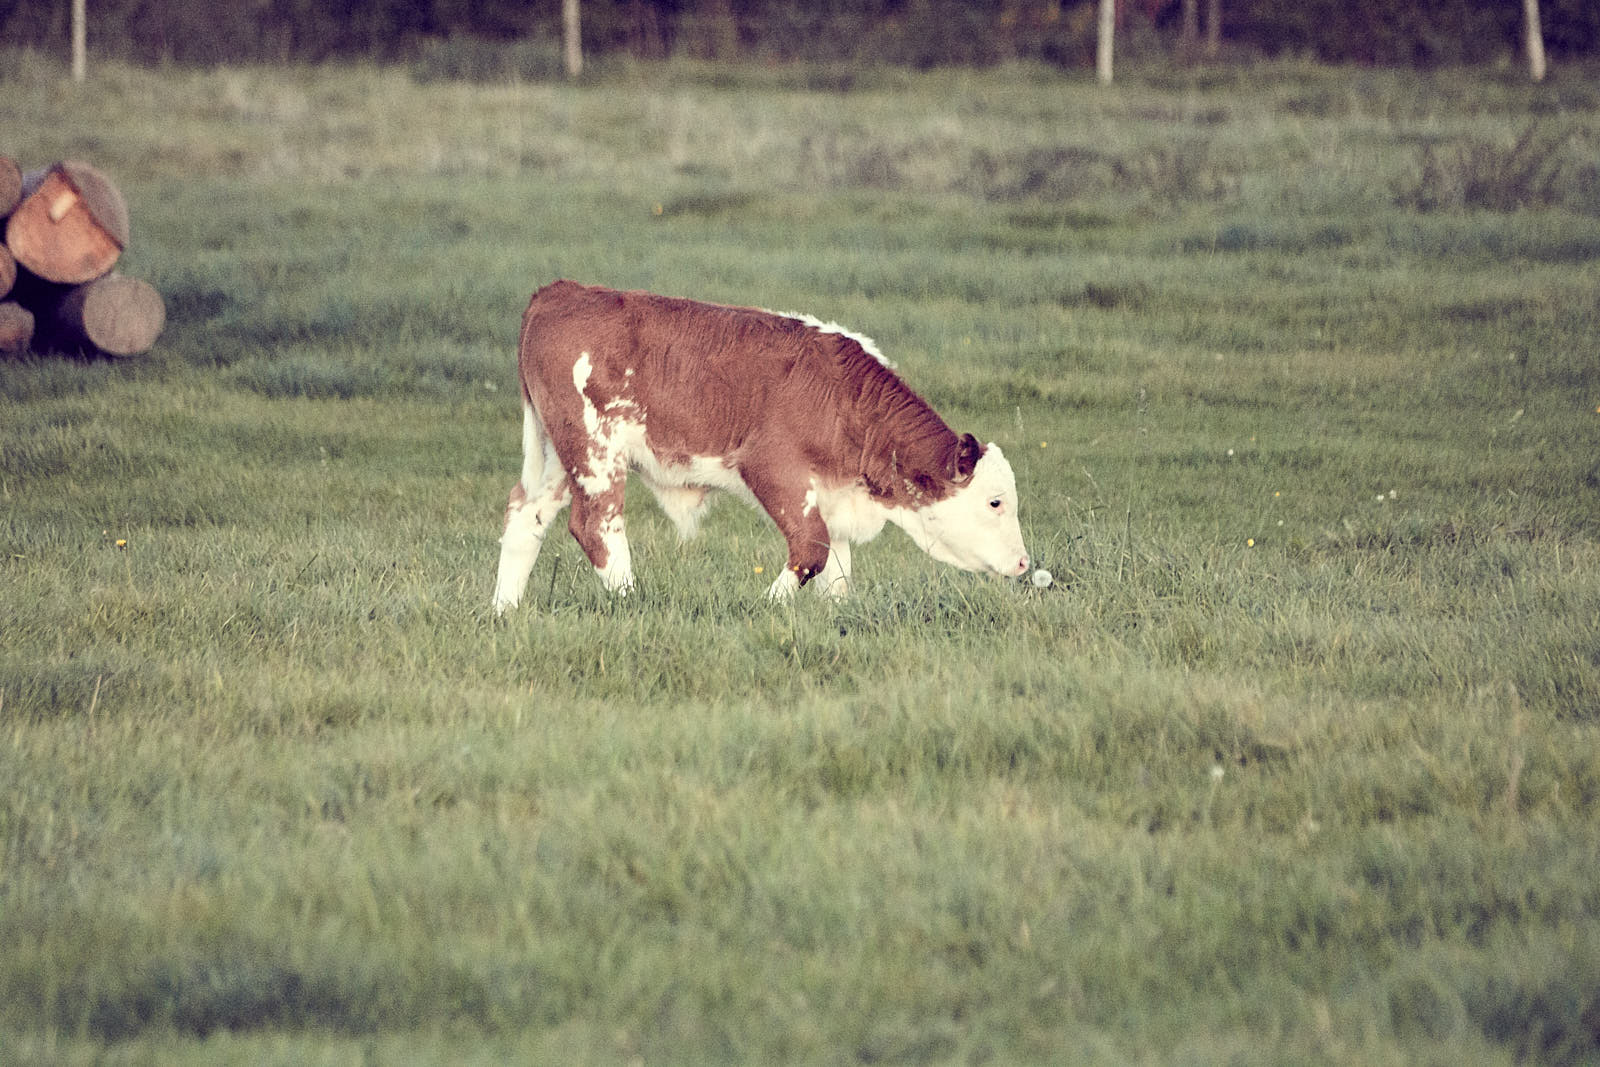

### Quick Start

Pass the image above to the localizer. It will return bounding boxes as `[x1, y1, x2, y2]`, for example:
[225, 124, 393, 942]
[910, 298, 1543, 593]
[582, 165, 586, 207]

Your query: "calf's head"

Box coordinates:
[900, 437, 1029, 578]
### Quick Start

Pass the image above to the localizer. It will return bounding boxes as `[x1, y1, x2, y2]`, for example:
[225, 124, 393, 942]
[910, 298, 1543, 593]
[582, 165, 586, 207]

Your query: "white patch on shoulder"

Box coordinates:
[767, 309, 895, 368]
[810, 478, 890, 545]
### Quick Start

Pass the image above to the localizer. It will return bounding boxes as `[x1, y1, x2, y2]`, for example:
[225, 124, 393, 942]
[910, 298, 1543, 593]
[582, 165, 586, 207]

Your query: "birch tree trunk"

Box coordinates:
[71, 0, 86, 82]
[1097, 0, 1115, 85]
[1524, 0, 1547, 82]
[1180, 0, 1199, 55]
[563, 0, 583, 79]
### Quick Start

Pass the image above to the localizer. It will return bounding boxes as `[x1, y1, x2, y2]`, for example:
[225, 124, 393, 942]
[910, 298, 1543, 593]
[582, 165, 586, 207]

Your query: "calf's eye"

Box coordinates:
[988, 497, 1002, 510]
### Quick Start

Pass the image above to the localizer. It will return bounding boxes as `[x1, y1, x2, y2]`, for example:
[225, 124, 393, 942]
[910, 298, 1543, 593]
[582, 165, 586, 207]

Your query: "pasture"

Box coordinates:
[3, 49, 1599, 1063]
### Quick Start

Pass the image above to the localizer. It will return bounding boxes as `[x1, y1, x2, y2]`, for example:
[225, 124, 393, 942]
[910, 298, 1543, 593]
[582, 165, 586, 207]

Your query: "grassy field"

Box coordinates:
[3, 48, 1600, 1063]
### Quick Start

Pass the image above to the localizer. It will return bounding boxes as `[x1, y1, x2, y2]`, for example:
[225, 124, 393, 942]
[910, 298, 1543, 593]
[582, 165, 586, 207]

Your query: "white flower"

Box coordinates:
[1210, 764, 1225, 782]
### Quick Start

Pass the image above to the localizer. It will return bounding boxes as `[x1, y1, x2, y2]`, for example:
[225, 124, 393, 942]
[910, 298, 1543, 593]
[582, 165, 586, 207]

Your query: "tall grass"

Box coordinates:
[2, 51, 1599, 1062]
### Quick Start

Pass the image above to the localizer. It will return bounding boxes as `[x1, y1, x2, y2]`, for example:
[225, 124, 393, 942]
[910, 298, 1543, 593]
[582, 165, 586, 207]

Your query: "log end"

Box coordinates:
[58, 160, 131, 248]
[0, 301, 36, 355]
[71, 274, 167, 357]
[0, 156, 21, 218]
[6, 164, 127, 284]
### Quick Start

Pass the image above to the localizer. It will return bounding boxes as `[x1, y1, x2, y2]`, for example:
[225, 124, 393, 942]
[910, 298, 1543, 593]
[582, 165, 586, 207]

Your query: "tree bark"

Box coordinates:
[6, 161, 128, 285]
[0, 155, 22, 217]
[1097, 0, 1115, 85]
[563, 0, 583, 79]
[1524, 0, 1547, 82]
[45, 273, 165, 357]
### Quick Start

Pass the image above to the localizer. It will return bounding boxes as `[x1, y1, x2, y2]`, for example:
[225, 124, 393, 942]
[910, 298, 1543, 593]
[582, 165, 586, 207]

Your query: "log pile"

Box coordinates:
[1, 156, 165, 357]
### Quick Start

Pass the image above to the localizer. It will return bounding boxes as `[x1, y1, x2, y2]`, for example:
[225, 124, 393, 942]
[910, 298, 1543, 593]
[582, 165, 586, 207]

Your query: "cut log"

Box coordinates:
[0, 300, 34, 354]
[0, 156, 22, 217]
[46, 272, 166, 357]
[5, 161, 129, 284]
[0, 243, 15, 300]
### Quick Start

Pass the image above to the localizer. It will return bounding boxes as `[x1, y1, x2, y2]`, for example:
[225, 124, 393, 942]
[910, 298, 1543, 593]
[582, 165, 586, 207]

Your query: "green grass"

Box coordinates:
[3, 51, 1600, 1063]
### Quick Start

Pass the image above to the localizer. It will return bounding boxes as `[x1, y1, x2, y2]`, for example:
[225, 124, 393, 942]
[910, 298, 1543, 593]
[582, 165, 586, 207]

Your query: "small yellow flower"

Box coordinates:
[1040, 441, 1048, 449]
[753, 566, 764, 574]
[115, 539, 127, 549]
[1246, 538, 1255, 547]
[1273, 491, 1281, 498]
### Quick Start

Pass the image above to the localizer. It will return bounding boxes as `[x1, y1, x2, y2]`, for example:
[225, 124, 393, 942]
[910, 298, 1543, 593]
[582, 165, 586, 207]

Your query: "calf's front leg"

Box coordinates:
[739, 461, 831, 600]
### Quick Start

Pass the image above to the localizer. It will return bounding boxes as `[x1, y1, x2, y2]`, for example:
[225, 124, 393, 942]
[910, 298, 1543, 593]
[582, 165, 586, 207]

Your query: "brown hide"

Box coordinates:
[517, 281, 981, 520]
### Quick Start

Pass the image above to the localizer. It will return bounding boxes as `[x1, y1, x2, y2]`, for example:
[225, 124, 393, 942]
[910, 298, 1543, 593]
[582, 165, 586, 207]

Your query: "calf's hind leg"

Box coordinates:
[493, 406, 572, 614]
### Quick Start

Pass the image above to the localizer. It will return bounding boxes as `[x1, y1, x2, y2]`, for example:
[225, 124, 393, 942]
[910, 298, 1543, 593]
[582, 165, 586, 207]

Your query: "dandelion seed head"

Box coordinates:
[1031, 568, 1054, 588]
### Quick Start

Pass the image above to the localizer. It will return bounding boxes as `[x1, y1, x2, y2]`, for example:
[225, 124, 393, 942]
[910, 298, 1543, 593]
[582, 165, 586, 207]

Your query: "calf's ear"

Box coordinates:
[948, 433, 982, 482]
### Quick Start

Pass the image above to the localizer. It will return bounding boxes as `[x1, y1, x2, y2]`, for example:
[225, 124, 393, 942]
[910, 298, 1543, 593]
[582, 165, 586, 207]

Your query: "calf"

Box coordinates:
[493, 281, 1028, 612]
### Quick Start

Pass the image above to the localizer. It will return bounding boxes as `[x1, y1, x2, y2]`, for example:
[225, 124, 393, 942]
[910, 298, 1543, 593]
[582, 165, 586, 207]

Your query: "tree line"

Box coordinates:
[3, 0, 1596, 70]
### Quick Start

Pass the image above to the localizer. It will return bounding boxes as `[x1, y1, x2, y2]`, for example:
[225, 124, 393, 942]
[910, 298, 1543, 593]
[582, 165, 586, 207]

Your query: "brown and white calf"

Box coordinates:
[492, 281, 1029, 613]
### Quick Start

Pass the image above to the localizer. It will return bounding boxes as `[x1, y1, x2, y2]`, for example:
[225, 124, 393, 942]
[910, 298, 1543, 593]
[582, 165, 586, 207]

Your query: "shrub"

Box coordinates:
[1397, 123, 1583, 213]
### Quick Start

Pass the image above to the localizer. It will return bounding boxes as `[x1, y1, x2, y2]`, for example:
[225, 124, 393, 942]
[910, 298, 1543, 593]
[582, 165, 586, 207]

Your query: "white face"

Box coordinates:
[906, 445, 1029, 577]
